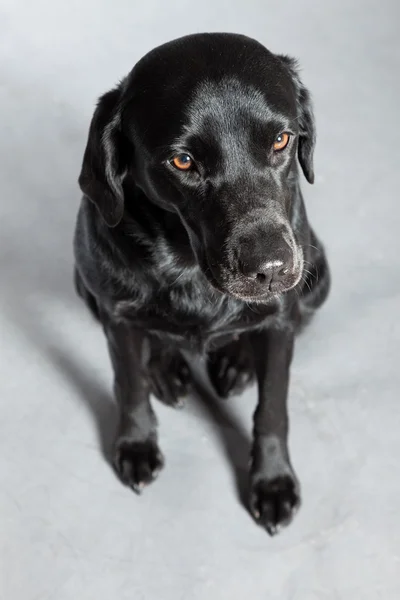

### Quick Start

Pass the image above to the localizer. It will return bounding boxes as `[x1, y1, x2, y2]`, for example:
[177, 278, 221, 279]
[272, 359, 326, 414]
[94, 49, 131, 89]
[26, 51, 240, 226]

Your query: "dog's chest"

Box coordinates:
[114, 284, 279, 351]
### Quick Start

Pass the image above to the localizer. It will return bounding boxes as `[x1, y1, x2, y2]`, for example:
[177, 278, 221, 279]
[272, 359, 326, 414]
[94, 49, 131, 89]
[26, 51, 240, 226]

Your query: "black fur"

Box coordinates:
[74, 33, 330, 535]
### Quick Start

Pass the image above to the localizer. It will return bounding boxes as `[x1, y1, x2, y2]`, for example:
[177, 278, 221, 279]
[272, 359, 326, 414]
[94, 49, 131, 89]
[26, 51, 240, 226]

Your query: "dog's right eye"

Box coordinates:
[171, 154, 193, 171]
[273, 132, 290, 152]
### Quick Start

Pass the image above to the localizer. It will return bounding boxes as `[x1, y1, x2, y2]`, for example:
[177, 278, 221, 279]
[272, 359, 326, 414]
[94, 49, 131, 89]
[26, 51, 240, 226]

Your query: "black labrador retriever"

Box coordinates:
[74, 33, 330, 535]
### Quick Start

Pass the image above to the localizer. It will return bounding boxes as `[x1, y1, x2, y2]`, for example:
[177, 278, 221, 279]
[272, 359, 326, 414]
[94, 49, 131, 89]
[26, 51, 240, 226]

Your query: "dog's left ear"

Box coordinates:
[278, 55, 316, 184]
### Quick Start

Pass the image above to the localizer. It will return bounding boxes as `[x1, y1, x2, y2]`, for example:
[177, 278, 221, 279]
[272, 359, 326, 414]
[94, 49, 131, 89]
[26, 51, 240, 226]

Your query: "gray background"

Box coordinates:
[1, 1, 399, 598]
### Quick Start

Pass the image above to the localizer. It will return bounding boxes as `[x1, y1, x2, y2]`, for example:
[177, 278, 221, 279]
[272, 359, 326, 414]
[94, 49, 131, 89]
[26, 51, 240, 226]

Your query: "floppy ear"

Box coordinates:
[278, 55, 316, 184]
[79, 87, 130, 227]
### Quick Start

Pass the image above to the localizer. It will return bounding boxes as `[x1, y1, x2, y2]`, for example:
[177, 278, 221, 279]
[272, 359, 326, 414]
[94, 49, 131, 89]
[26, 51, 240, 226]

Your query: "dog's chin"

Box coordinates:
[203, 270, 289, 304]
[223, 286, 287, 304]
[227, 290, 279, 303]
[207, 272, 302, 304]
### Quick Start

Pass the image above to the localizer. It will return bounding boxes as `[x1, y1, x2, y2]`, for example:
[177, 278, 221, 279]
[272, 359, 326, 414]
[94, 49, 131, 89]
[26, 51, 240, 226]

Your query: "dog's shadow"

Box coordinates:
[49, 343, 119, 462]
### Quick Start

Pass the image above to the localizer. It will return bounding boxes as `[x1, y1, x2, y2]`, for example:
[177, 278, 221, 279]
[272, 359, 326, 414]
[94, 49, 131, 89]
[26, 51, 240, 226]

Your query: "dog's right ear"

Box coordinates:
[79, 87, 130, 227]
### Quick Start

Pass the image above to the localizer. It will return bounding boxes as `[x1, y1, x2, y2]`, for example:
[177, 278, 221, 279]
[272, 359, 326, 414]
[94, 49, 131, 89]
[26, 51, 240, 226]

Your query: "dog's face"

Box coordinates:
[79, 34, 316, 302]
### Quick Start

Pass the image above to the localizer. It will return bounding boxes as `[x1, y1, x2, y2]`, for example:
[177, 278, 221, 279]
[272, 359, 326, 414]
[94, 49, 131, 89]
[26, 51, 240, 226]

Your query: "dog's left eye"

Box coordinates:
[171, 154, 194, 171]
[273, 133, 290, 152]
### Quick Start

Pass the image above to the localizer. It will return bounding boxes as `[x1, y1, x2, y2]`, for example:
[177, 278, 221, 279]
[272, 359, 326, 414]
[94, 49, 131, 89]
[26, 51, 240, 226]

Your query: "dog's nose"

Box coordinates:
[241, 260, 287, 282]
[239, 241, 294, 291]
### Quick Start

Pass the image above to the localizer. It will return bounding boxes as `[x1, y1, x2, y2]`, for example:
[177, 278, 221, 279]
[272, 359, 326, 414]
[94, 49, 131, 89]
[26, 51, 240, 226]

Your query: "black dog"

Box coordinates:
[74, 33, 330, 535]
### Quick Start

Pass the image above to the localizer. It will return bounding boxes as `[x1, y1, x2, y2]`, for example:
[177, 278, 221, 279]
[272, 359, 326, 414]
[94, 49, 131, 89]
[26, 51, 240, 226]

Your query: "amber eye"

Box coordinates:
[273, 132, 290, 152]
[171, 153, 193, 171]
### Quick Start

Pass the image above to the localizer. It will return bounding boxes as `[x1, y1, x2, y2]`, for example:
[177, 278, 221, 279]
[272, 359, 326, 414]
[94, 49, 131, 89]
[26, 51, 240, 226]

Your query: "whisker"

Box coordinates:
[246, 301, 258, 313]
[302, 268, 315, 279]
[301, 243, 320, 252]
[300, 274, 312, 295]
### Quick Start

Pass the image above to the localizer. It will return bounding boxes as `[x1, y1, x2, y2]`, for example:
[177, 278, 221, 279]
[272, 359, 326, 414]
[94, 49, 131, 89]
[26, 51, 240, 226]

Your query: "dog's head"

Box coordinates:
[79, 33, 316, 302]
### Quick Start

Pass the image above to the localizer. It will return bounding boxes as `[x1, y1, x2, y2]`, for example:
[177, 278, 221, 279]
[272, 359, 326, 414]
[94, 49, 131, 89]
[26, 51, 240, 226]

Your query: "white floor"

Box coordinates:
[1, 1, 400, 598]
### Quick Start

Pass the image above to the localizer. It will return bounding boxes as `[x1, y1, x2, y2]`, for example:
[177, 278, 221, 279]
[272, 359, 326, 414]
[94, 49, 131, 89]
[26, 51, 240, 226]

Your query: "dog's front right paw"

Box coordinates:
[113, 438, 165, 493]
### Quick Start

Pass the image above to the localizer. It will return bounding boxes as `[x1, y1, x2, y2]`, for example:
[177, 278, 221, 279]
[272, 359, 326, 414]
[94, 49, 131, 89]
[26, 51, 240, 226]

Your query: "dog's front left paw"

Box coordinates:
[249, 474, 301, 535]
[113, 438, 165, 493]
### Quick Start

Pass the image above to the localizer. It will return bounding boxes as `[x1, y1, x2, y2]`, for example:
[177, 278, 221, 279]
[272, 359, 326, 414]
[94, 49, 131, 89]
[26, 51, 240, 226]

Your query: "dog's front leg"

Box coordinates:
[104, 320, 164, 493]
[249, 324, 301, 535]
